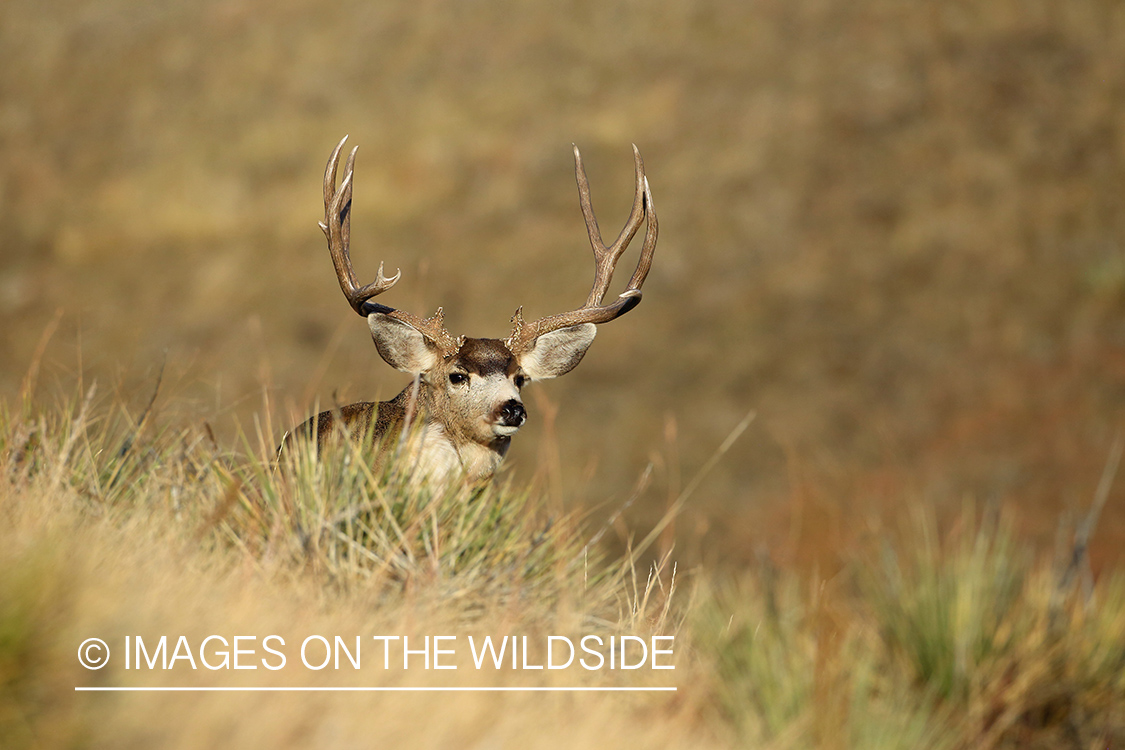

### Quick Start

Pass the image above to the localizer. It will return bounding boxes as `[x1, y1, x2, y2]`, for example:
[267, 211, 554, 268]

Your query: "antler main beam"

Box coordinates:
[320, 135, 401, 316]
[506, 145, 658, 354]
[320, 136, 461, 356]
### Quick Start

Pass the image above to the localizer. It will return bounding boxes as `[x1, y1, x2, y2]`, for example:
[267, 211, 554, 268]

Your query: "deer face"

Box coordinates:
[436, 338, 526, 444]
[368, 313, 597, 446]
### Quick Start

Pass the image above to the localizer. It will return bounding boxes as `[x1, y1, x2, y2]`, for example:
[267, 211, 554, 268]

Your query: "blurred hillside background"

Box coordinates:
[1, 0, 1123, 568]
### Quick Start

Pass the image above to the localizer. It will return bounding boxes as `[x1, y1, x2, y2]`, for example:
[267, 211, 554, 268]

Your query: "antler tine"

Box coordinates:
[625, 175, 658, 293]
[319, 135, 402, 317]
[576, 144, 647, 307]
[322, 135, 351, 217]
[506, 145, 658, 354]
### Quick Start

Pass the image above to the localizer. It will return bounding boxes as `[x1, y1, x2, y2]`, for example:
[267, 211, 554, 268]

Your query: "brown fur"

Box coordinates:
[283, 338, 526, 481]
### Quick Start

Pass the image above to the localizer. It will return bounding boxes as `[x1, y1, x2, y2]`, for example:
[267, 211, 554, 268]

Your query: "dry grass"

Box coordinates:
[1, 386, 695, 749]
[697, 506, 1125, 749]
[2, 384, 1123, 748]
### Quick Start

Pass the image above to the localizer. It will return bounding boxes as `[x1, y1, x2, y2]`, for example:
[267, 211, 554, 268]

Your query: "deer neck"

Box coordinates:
[387, 381, 509, 482]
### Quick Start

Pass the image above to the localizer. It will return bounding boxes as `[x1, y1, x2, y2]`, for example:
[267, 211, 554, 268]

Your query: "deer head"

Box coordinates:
[312, 136, 657, 480]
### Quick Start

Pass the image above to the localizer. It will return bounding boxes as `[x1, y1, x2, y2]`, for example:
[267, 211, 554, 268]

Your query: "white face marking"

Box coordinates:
[407, 423, 505, 485]
[438, 370, 525, 443]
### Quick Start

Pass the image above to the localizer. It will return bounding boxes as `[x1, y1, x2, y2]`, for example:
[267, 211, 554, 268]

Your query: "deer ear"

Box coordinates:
[368, 313, 441, 374]
[519, 323, 597, 380]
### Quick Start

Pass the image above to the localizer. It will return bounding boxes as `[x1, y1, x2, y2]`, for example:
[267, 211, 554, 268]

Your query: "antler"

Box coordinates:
[506, 144, 658, 354]
[320, 136, 461, 356]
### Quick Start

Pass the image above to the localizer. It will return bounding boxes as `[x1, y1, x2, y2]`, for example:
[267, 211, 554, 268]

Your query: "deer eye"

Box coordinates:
[513, 374, 527, 389]
[449, 372, 468, 385]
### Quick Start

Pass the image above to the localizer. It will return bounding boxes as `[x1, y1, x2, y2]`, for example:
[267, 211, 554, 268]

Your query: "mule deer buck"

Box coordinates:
[287, 136, 658, 483]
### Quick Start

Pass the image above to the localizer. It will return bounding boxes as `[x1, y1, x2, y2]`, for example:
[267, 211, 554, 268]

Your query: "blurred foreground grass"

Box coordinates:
[1, 383, 1123, 748]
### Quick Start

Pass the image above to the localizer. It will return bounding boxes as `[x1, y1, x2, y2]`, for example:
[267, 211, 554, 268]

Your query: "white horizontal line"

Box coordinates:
[75, 686, 676, 692]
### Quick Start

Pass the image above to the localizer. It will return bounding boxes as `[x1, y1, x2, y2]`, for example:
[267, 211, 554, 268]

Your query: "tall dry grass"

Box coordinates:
[1, 376, 696, 748]
[2, 375, 1124, 748]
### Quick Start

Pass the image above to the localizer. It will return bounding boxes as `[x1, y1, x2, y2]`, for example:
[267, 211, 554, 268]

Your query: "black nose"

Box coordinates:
[499, 399, 526, 426]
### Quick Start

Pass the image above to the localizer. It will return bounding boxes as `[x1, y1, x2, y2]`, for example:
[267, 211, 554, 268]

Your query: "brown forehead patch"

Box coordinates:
[453, 338, 518, 376]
